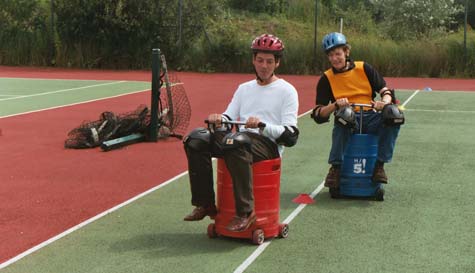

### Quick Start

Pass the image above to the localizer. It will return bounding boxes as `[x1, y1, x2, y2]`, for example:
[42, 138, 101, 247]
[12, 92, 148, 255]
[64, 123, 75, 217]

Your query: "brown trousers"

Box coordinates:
[184, 130, 279, 216]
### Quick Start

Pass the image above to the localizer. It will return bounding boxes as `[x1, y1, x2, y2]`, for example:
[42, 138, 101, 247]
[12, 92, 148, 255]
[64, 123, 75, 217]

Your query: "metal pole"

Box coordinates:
[464, 0, 468, 67]
[149, 48, 161, 142]
[339, 18, 343, 33]
[177, 0, 183, 50]
[314, 0, 318, 73]
[50, 0, 55, 65]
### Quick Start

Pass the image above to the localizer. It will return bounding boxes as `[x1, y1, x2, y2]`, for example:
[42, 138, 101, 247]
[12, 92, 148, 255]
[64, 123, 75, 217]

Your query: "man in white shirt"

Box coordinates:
[183, 34, 299, 232]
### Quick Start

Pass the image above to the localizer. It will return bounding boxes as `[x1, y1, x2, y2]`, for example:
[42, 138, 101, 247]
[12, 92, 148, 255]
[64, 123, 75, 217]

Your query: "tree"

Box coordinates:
[371, 0, 464, 39]
[53, 0, 226, 68]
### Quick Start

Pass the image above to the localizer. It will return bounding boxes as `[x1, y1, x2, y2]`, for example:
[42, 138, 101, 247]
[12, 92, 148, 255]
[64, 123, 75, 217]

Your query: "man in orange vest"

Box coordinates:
[311, 32, 402, 189]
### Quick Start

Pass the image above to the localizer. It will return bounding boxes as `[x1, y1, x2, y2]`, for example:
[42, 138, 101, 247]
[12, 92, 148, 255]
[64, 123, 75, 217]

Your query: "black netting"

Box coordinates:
[64, 55, 191, 149]
[114, 105, 149, 138]
[158, 71, 191, 139]
[65, 105, 149, 149]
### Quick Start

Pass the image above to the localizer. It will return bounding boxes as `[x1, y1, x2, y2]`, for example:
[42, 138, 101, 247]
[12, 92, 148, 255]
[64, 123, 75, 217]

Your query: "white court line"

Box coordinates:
[0, 77, 118, 81]
[0, 77, 146, 82]
[401, 89, 419, 107]
[0, 89, 150, 119]
[405, 108, 475, 113]
[0, 81, 126, 102]
[0, 172, 188, 270]
[233, 182, 325, 273]
[233, 90, 421, 272]
[0, 94, 419, 269]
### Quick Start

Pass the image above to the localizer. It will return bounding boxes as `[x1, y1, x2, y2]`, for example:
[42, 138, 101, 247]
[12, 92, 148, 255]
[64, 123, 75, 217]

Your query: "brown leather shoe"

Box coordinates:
[226, 211, 256, 232]
[183, 205, 217, 221]
[324, 166, 340, 188]
[372, 165, 388, 183]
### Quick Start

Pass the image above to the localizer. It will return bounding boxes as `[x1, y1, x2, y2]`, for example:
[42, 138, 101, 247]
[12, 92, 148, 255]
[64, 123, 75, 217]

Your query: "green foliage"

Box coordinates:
[285, 0, 315, 22]
[372, 0, 464, 39]
[323, 1, 377, 34]
[228, 0, 288, 14]
[53, 0, 226, 68]
[0, 0, 473, 78]
[54, 0, 165, 68]
[347, 30, 475, 77]
[0, 0, 50, 65]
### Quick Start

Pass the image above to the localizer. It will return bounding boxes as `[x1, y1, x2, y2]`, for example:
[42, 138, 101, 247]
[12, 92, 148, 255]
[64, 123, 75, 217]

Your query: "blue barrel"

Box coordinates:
[340, 134, 381, 197]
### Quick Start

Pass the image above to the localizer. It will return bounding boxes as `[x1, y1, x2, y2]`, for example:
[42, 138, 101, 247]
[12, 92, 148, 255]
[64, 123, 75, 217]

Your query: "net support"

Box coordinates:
[149, 48, 161, 142]
[100, 133, 146, 151]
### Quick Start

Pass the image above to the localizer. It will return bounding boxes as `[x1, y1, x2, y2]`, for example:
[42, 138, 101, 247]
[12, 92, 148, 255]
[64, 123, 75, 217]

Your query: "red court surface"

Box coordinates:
[0, 65, 474, 264]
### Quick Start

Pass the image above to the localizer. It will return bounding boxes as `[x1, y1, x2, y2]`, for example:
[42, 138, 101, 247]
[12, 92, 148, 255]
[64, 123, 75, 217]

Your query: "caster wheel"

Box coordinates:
[329, 187, 340, 199]
[252, 229, 265, 245]
[279, 224, 289, 238]
[207, 223, 217, 238]
[375, 188, 385, 201]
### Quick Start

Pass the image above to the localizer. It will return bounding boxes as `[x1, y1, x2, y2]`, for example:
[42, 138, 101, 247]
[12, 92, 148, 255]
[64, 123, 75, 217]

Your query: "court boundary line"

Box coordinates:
[401, 89, 419, 107]
[232, 89, 421, 272]
[0, 81, 126, 102]
[233, 181, 325, 273]
[0, 89, 150, 119]
[0, 172, 188, 269]
[0, 77, 139, 82]
[0, 89, 419, 270]
[0, 109, 306, 268]
[0, 76, 148, 82]
[405, 109, 475, 113]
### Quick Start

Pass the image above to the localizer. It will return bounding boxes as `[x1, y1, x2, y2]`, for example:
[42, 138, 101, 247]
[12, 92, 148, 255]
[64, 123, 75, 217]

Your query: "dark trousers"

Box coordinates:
[184, 131, 279, 216]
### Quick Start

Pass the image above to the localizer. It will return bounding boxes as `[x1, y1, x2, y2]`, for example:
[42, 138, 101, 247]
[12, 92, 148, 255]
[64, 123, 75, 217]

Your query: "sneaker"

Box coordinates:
[324, 166, 340, 188]
[183, 205, 217, 221]
[372, 165, 388, 184]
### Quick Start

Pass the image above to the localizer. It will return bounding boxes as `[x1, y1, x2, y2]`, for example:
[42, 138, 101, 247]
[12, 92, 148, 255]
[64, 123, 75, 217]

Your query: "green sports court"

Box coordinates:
[1, 67, 474, 273]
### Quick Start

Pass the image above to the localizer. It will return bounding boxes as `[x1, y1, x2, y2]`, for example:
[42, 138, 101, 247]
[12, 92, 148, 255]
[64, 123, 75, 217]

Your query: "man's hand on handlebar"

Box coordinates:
[207, 113, 223, 127]
[335, 98, 350, 109]
[245, 116, 261, 129]
[372, 100, 388, 111]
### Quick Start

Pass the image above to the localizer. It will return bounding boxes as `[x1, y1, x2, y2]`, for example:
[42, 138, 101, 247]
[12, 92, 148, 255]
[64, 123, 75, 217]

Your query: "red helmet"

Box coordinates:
[251, 34, 284, 55]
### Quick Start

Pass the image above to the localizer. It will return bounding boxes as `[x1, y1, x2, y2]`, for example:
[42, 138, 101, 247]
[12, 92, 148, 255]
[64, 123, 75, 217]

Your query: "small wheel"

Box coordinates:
[329, 187, 340, 199]
[252, 229, 265, 245]
[375, 188, 385, 201]
[279, 224, 289, 238]
[207, 223, 217, 238]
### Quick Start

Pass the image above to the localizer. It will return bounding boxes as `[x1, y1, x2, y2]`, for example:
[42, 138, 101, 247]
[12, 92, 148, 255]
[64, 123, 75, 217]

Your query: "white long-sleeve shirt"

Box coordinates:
[223, 78, 299, 155]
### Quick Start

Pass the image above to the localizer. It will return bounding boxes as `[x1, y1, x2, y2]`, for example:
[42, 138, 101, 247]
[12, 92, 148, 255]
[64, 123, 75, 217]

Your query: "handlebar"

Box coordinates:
[351, 103, 373, 108]
[204, 119, 266, 129]
[349, 103, 374, 134]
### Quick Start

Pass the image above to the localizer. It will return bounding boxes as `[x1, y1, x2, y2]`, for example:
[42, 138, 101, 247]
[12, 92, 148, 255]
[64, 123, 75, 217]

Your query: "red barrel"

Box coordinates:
[207, 158, 289, 244]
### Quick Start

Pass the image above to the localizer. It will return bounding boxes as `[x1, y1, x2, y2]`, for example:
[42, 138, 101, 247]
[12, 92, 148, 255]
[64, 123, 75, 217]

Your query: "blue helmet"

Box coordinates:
[322, 32, 347, 53]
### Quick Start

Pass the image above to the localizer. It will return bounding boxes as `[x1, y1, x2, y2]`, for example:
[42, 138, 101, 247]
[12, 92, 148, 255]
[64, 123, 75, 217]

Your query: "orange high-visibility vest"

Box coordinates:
[324, 61, 373, 105]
